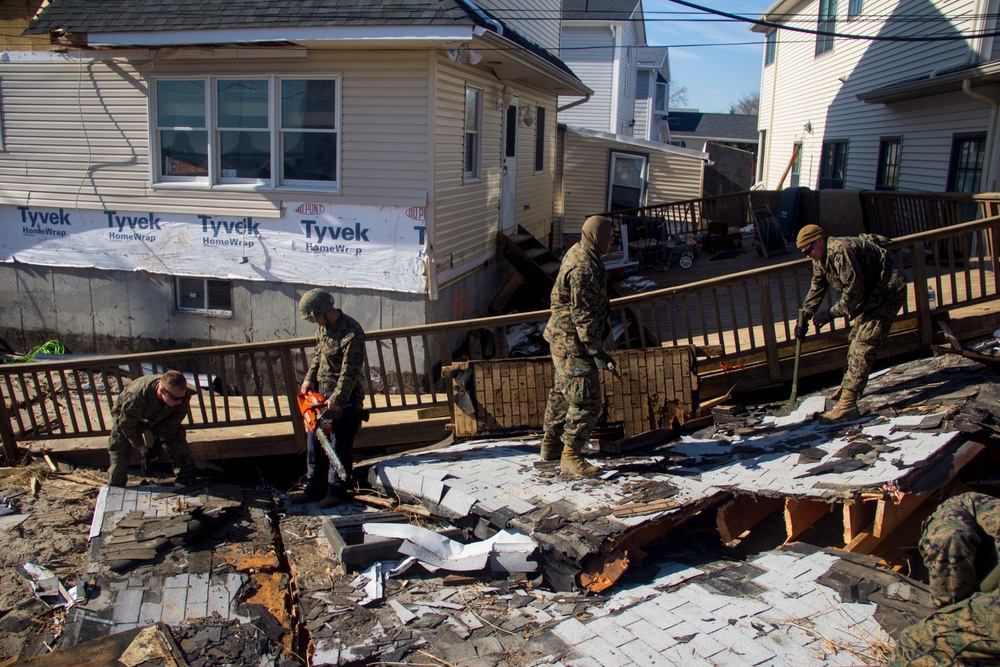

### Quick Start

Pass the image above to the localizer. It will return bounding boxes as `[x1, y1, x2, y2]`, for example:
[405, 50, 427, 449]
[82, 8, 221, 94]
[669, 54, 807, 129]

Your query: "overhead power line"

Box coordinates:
[665, 0, 1000, 42]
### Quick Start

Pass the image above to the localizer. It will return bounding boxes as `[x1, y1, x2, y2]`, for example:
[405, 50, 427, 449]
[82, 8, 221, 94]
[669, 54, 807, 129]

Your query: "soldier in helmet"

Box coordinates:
[793, 224, 906, 424]
[290, 288, 366, 508]
[107, 370, 196, 487]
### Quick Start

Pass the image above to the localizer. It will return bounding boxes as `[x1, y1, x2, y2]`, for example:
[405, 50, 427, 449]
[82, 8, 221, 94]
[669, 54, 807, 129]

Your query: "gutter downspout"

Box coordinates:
[961, 79, 999, 192]
[461, 0, 503, 37]
[930, 0, 987, 78]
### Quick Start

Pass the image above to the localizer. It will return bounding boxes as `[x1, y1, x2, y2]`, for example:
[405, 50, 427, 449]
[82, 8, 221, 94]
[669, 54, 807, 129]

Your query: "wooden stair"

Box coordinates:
[497, 226, 562, 296]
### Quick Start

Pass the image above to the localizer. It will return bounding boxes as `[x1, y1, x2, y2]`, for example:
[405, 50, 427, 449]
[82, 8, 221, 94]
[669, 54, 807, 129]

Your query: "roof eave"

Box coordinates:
[84, 25, 476, 47]
[858, 60, 1000, 104]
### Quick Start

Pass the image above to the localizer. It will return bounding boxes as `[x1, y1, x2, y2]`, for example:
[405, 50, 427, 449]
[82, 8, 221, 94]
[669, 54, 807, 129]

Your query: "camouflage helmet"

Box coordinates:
[299, 288, 335, 320]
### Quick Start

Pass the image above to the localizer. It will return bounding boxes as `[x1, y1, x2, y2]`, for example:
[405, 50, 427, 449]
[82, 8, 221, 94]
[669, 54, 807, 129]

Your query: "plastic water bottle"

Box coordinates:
[928, 286, 936, 309]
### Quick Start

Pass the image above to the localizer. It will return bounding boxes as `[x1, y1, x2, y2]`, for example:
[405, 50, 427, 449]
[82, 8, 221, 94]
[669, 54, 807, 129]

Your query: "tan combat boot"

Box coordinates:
[818, 388, 860, 424]
[560, 443, 600, 478]
[539, 433, 563, 461]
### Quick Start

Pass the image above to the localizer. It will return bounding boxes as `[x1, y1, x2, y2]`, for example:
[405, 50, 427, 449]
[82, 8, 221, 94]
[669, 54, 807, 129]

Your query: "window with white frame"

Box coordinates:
[848, 0, 863, 18]
[765, 29, 777, 65]
[607, 152, 647, 211]
[176, 277, 233, 314]
[654, 79, 667, 113]
[153, 76, 339, 189]
[816, 0, 837, 56]
[464, 87, 483, 180]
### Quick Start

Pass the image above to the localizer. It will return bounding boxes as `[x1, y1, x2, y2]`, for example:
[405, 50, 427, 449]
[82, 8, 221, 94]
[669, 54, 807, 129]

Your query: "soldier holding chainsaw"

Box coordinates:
[290, 288, 366, 508]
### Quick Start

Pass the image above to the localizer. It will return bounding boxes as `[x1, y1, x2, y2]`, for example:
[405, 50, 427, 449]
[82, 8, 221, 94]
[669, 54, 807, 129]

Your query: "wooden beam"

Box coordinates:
[783, 498, 830, 542]
[843, 500, 876, 546]
[716, 495, 783, 544]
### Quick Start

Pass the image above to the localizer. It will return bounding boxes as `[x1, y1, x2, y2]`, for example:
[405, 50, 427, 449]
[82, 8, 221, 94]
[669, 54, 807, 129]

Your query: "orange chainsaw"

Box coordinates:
[297, 391, 348, 482]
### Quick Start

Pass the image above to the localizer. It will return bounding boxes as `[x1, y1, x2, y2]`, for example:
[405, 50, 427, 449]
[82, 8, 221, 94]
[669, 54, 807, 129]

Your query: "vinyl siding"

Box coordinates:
[514, 93, 557, 245]
[616, 23, 639, 137]
[559, 26, 615, 132]
[0, 50, 431, 215]
[432, 54, 561, 271]
[483, 0, 562, 50]
[432, 55, 503, 272]
[560, 131, 704, 237]
[758, 0, 995, 192]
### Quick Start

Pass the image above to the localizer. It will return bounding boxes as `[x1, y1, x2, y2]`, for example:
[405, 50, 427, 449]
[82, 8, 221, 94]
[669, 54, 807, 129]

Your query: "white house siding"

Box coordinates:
[559, 25, 616, 131]
[514, 89, 558, 246]
[635, 96, 651, 141]
[483, 0, 562, 50]
[559, 130, 705, 238]
[758, 0, 993, 192]
[616, 23, 639, 137]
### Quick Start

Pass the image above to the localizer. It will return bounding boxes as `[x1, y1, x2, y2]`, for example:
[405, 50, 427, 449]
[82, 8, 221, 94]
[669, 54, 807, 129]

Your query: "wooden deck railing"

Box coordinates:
[2, 194, 999, 464]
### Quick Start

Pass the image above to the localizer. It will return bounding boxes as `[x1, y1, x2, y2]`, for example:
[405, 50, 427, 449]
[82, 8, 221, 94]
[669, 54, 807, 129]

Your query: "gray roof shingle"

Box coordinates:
[667, 111, 759, 142]
[561, 0, 641, 22]
[26, 0, 476, 34]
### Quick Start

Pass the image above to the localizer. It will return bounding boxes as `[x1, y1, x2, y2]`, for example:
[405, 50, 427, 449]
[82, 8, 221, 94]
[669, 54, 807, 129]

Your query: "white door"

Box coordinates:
[499, 97, 518, 233]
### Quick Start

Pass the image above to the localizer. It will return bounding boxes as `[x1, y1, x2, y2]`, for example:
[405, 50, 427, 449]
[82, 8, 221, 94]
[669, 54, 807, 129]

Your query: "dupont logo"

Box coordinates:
[296, 203, 326, 215]
[405, 207, 426, 221]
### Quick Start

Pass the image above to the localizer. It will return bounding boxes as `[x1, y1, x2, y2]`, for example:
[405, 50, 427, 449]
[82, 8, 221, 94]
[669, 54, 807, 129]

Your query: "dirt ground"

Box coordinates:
[0, 463, 104, 660]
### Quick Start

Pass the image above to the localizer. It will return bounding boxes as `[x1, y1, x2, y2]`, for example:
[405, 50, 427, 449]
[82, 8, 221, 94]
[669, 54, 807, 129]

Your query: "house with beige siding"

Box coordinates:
[554, 0, 705, 242]
[556, 126, 707, 241]
[0, 0, 589, 356]
[753, 0, 1000, 194]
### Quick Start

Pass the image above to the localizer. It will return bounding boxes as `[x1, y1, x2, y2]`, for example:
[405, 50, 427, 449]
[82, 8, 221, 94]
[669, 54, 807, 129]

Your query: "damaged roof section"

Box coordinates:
[369, 354, 992, 592]
[57, 484, 293, 666]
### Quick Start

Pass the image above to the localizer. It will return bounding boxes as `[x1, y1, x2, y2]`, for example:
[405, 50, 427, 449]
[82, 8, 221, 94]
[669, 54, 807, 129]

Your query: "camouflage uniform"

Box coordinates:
[542, 237, 610, 451]
[107, 374, 194, 486]
[303, 310, 366, 496]
[919, 492, 1000, 608]
[887, 588, 1000, 667]
[802, 234, 907, 393]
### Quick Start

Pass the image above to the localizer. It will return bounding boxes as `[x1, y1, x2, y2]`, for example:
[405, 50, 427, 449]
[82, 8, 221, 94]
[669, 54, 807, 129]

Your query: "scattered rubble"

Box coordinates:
[1, 351, 999, 665]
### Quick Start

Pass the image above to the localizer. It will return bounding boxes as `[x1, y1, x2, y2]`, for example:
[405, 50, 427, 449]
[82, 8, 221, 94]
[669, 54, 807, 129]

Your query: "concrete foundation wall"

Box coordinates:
[0, 264, 428, 355]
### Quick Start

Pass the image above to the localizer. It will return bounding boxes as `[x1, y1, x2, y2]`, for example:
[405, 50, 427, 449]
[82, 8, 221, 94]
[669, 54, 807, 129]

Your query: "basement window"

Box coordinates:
[176, 277, 233, 314]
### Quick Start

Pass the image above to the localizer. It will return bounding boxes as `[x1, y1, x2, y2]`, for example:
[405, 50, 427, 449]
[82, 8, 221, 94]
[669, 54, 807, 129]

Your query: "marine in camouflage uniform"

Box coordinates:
[919, 492, 1000, 608]
[541, 215, 615, 478]
[886, 492, 1000, 666]
[107, 371, 195, 487]
[795, 224, 907, 423]
[293, 288, 366, 506]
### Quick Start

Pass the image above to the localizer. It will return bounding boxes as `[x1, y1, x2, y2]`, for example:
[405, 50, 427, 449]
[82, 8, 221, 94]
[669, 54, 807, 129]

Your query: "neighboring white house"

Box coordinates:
[636, 46, 671, 143]
[554, 0, 705, 240]
[753, 0, 1000, 194]
[0, 0, 590, 355]
[558, 0, 646, 137]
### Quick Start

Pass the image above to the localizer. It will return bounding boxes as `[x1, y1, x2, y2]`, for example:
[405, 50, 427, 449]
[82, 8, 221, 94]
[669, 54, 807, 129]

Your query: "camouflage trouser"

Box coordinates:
[542, 353, 601, 450]
[107, 425, 194, 487]
[842, 284, 906, 393]
[919, 492, 1000, 608]
[886, 588, 1000, 667]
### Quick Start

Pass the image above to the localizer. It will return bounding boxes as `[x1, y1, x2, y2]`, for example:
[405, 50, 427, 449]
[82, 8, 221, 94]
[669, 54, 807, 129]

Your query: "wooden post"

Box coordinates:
[757, 273, 782, 383]
[910, 239, 933, 346]
[0, 388, 20, 466]
[280, 347, 306, 450]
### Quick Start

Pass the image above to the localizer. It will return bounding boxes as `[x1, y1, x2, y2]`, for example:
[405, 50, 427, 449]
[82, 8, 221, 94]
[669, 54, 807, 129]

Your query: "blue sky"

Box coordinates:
[643, 0, 775, 113]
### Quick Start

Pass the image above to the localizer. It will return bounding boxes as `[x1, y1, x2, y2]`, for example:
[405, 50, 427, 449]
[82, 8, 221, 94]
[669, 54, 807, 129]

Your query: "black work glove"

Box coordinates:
[592, 351, 614, 370]
[318, 408, 341, 432]
[794, 320, 809, 341]
[812, 309, 834, 329]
